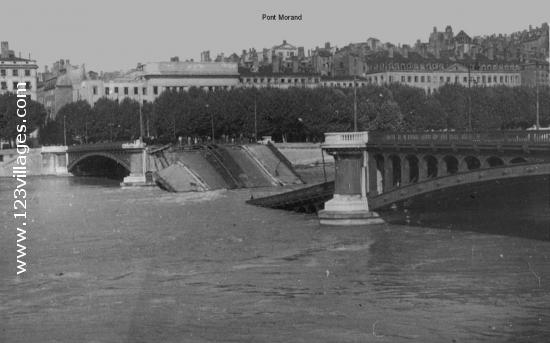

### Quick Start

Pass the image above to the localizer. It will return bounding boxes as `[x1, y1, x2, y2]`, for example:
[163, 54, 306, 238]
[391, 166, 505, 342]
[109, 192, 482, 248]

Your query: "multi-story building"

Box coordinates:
[78, 60, 240, 106]
[521, 59, 550, 87]
[271, 40, 299, 61]
[311, 43, 334, 76]
[36, 59, 87, 119]
[364, 48, 522, 93]
[0, 41, 38, 100]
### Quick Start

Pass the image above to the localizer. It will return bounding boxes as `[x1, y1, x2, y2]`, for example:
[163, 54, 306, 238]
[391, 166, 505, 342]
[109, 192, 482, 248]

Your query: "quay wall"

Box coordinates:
[0, 148, 67, 177]
[273, 143, 334, 166]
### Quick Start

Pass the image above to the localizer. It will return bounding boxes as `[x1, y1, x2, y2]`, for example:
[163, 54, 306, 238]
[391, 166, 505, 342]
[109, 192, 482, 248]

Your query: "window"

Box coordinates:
[407, 76, 411, 82]
[500, 76, 503, 83]
[440, 76, 444, 83]
[114, 87, 119, 93]
[1, 82, 6, 90]
[153, 86, 158, 95]
[13, 82, 18, 90]
[142, 87, 147, 95]
[421, 76, 425, 82]
[482, 76, 486, 83]
[427, 76, 431, 82]
[487, 76, 491, 83]
[124, 87, 128, 95]
[12, 69, 18, 76]
[0, 69, 5, 76]
[414, 76, 418, 82]
[446, 77, 451, 83]
[463, 77, 467, 83]
[134, 87, 138, 95]
[401, 76, 405, 82]
[105, 87, 110, 95]
[24, 69, 30, 76]
[93, 86, 98, 95]
[25, 82, 31, 90]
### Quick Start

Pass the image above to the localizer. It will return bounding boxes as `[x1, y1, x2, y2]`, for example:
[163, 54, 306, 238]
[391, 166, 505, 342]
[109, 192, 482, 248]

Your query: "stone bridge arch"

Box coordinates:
[67, 152, 132, 174]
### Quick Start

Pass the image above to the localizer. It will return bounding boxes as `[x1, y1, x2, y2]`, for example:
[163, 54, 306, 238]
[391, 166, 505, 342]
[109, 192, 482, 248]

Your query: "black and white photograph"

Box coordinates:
[1, 0, 549, 341]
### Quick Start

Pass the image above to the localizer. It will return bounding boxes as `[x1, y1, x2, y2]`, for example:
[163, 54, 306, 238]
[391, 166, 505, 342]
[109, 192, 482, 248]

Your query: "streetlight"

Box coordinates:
[138, 90, 144, 142]
[467, 62, 479, 131]
[206, 104, 214, 141]
[254, 95, 258, 142]
[353, 75, 357, 132]
[63, 114, 67, 146]
[536, 72, 540, 129]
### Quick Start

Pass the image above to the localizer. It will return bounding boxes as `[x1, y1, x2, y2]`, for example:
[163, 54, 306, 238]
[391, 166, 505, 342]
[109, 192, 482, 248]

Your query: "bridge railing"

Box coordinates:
[368, 130, 550, 145]
[323, 132, 369, 147]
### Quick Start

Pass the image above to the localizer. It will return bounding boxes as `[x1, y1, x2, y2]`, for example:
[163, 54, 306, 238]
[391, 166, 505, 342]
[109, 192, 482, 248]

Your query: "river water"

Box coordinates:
[1, 176, 549, 342]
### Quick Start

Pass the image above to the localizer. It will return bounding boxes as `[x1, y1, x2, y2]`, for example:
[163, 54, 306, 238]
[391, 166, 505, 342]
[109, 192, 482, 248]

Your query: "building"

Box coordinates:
[36, 59, 87, 119]
[521, 59, 550, 87]
[78, 60, 240, 106]
[239, 66, 320, 89]
[272, 40, 299, 61]
[0, 41, 38, 100]
[364, 49, 522, 93]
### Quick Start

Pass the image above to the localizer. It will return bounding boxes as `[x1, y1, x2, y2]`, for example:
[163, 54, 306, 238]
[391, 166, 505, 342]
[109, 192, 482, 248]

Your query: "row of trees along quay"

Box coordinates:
[10, 83, 549, 147]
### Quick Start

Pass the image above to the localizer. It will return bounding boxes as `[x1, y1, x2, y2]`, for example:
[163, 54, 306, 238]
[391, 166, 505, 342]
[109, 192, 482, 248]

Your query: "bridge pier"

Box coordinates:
[319, 132, 383, 226]
[121, 148, 148, 186]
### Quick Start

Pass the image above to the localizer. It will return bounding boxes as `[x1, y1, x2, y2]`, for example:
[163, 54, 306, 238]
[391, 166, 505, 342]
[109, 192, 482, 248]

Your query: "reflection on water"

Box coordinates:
[0, 176, 549, 342]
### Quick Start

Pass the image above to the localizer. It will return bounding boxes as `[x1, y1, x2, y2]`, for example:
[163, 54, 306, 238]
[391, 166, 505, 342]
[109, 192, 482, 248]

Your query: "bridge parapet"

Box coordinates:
[323, 132, 369, 149]
[368, 130, 550, 150]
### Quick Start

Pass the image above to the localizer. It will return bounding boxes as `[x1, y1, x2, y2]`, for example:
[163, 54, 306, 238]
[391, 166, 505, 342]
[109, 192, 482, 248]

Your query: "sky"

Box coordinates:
[1, 0, 549, 72]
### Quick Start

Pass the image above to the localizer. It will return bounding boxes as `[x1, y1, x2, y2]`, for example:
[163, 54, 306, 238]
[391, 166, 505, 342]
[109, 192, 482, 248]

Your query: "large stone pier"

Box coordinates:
[318, 132, 384, 226]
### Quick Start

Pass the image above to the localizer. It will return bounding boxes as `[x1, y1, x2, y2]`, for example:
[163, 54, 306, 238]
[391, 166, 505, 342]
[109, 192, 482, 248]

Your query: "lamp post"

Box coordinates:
[467, 62, 479, 131]
[254, 96, 258, 142]
[138, 90, 144, 142]
[206, 104, 214, 141]
[63, 114, 67, 146]
[536, 76, 540, 130]
[353, 75, 358, 132]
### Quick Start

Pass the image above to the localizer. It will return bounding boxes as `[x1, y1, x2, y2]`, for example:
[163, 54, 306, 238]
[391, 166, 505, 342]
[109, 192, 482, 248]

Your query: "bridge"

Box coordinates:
[67, 141, 148, 184]
[249, 130, 550, 226]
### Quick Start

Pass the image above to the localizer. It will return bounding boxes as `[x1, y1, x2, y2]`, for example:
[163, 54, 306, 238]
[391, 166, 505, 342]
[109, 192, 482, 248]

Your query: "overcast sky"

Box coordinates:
[1, 0, 548, 72]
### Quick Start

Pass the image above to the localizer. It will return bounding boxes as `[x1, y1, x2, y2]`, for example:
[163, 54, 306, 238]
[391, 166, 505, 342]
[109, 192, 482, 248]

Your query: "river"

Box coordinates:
[1, 176, 549, 342]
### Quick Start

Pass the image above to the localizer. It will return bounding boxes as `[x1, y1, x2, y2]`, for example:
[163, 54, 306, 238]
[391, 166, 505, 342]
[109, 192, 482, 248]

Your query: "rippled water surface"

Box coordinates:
[1, 177, 549, 342]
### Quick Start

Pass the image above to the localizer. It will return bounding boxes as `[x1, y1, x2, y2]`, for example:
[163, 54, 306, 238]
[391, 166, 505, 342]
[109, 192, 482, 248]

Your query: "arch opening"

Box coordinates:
[486, 156, 505, 167]
[406, 155, 419, 183]
[464, 156, 481, 170]
[375, 154, 384, 194]
[390, 155, 401, 187]
[424, 155, 438, 178]
[443, 156, 459, 174]
[69, 155, 131, 180]
[510, 157, 527, 164]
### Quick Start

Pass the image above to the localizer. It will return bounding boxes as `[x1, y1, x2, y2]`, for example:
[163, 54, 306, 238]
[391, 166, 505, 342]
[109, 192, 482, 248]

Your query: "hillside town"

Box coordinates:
[0, 23, 548, 120]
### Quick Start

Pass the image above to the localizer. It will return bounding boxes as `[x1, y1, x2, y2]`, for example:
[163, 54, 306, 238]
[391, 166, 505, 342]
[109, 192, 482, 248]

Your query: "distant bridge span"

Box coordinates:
[65, 141, 148, 184]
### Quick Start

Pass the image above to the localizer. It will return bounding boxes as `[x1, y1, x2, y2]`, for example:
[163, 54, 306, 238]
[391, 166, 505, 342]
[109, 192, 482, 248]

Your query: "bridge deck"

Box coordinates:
[246, 181, 334, 212]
